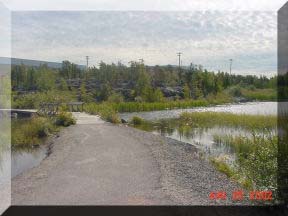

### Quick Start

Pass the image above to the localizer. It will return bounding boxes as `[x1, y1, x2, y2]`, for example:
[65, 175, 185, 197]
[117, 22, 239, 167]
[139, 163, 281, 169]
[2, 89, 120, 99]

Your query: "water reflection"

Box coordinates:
[12, 147, 47, 178]
[0, 115, 11, 185]
[134, 118, 276, 165]
[120, 102, 279, 121]
[8, 118, 49, 178]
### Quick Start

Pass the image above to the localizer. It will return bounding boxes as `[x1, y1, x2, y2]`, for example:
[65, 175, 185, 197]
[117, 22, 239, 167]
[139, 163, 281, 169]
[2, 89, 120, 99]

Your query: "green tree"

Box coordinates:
[135, 68, 151, 97]
[36, 67, 56, 91]
[107, 92, 124, 103]
[99, 82, 112, 101]
[58, 78, 68, 91]
[183, 84, 191, 99]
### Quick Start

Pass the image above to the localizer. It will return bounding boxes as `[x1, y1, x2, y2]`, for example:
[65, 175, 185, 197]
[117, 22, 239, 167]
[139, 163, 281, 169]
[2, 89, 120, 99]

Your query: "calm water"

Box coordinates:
[4, 102, 282, 178]
[120, 102, 278, 121]
[12, 147, 47, 177]
[0, 147, 47, 181]
[121, 102, 279, 163]
[8, 118, 49, 178]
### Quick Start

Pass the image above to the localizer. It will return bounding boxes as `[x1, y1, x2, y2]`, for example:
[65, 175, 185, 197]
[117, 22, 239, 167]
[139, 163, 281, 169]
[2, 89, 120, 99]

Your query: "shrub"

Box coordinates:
[107, 92, 124, 103]
[241, 88, 276, 101]
[12, 117, 56, 148]
[228, 86, 242, 97]
[212, 133, 277, 191]
[210, 157, 236, 178]
[12, 90, 77, 109]
[84, 103, 120, 124]
[131, 116, 145, 125]
[55, 112, 76, 127]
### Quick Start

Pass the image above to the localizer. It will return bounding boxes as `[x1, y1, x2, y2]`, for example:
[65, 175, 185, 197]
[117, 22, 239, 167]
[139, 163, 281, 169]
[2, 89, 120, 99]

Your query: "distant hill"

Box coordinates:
[0, 57, 85, 69]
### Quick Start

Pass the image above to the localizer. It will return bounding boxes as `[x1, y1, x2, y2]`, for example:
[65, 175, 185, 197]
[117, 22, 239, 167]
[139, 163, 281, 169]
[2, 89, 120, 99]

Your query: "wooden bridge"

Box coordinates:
[0, 102, 85, 118]
[38, 102, 85, 115]
[0, 109, 37, 118]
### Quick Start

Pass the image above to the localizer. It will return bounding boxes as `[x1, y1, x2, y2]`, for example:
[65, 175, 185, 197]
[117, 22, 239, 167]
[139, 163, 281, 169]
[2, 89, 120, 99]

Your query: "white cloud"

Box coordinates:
[12, 11, 277, 76]
[0, 3, 11, 57]
[1, 0, 287, 11]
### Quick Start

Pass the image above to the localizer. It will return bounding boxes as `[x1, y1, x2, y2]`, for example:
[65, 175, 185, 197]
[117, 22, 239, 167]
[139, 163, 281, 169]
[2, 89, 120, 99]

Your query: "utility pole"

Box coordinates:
[229, 59, 233, 75]
[85, 56, 89, 80]
[86, 56, 89, 69]
[177, 52, 182, 69]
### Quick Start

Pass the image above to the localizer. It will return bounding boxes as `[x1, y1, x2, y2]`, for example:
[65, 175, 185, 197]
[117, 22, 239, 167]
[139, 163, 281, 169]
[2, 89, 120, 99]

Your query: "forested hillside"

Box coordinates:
[11, 60, 277, 107]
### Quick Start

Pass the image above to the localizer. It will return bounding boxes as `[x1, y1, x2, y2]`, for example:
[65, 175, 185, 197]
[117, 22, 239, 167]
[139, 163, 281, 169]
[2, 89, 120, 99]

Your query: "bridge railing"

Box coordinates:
[38, 102, 85, 116]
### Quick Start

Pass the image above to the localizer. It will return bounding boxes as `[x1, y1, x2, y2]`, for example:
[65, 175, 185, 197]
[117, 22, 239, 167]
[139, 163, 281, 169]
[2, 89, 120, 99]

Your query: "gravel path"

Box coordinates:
[123, 126, 250, 205]
[12, 113, 248, 205]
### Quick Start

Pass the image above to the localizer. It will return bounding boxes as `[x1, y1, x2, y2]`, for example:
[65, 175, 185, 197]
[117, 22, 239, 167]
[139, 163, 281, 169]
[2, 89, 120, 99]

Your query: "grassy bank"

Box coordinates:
[229, 87, 277, 101]
[212, 133, 277, 191]
[110, 100, 208, 112]
[128, 111, 278, 195]
[179, 112, 277, 192]
[84, 93, 233, 123]
[84, 103, 121, 123]
[179, 112, 276, 131]
[241, 88, 277, 101]
[84, 100, 209, 124]
[112, 93, 232, 112]
[12, 112, 76, 149]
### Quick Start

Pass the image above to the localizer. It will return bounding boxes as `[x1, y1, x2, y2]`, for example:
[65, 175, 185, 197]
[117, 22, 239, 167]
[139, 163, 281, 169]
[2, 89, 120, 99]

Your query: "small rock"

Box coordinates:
[121, 119, 127, 124]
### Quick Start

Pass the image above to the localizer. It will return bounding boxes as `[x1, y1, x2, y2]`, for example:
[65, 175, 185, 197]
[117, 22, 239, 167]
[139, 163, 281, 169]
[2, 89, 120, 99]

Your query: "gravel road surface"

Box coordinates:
[12, 113, 248, 205]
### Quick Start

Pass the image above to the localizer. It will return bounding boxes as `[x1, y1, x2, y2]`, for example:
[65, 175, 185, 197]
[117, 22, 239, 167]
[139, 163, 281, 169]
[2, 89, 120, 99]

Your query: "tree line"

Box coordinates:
[11, 60, 278, 103]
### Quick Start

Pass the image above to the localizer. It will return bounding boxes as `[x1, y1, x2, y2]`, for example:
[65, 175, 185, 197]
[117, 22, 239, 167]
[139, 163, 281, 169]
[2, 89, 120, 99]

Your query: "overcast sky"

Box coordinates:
[11, 10, 278, 76]
[1, 1, 287, 76]
[1, 0, 287, 11]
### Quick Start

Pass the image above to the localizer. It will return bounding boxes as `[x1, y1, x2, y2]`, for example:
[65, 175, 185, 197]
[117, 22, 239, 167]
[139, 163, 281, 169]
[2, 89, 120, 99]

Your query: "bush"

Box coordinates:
[12, 90, 77, 109]
[212, 133, 277, 191]
[241, 88, 276, 101]
[107, 92, 124, 103]
[228, 86, 242, 97]
[55, 112, 76, 127]
[12, 117, 56, 148]
[210, 157, 236, 178]
[131, 116, 145, 125]
[84, 103, 120, 124]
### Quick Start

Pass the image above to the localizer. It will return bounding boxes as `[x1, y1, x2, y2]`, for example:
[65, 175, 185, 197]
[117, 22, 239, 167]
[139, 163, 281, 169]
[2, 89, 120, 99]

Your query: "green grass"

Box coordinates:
[12, 117, 56, 149]
[241, 88, 277, 101]
[210, 157, 236, 178]
[12, 112, 76, 149]
[110, 100, 210, 112]
[96, 93, 233, 113]
[130, 116, 145, 125]
[55, 112, 76, 126]
[179, 112, 276, 131]
[84, 103, 120, 123]
[12, 90, 77, 109]
[0, 118, 10, 152]
[212, 133, 277, 192]
[178, 111, 278, 193]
